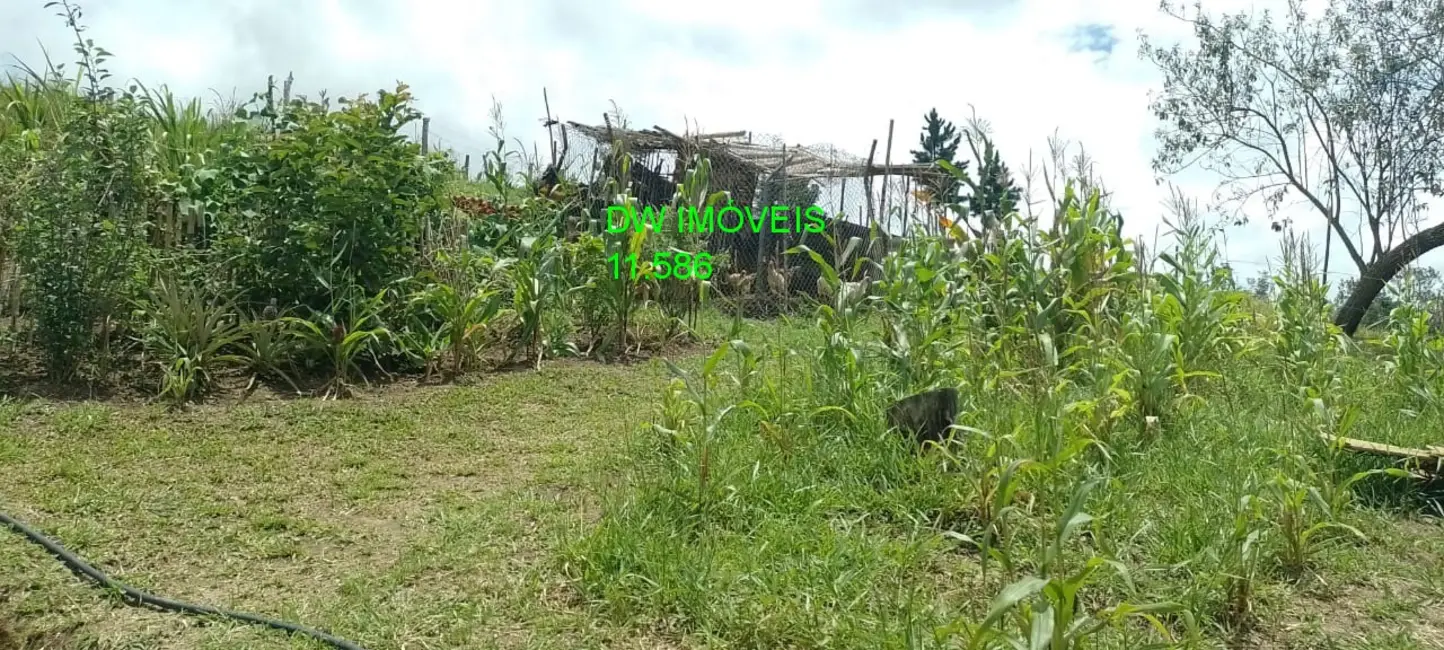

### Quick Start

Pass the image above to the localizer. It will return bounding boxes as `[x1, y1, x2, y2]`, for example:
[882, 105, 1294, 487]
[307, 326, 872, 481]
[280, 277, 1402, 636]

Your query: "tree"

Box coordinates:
[911, 108, 967, 207]
[1142, 0, 1444, 336]
[961, 133, 1022, 234]
[1337, 264, 1444, 328]
[1248, 274, 1274, 300]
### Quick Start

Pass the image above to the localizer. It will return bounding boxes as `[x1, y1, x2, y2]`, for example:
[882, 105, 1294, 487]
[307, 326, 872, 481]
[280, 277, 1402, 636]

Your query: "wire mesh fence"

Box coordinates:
[424, 109, 1423, 333]
[556, 119, 941, 318]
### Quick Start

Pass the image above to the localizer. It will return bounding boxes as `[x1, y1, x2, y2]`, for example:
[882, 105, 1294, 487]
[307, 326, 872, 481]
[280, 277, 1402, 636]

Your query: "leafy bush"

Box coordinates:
[213, 84, 449, 310]
[11, 50, 155, 379]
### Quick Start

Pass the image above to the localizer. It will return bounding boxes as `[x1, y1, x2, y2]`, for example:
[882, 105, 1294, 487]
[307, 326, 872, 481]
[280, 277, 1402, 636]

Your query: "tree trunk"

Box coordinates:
[1334, 221, 1444, 336]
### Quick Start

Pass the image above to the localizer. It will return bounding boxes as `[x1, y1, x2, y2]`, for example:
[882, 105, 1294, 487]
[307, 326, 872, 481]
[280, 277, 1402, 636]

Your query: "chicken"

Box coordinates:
[816, 274, 834, 302]
[724, 271, 755, 297]
[766, 263, 794, 297]
[838, 278, 871, 308]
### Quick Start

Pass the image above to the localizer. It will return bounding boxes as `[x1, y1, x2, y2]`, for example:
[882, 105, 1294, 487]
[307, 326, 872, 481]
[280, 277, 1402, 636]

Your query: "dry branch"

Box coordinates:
[1319, 433, 1444, 477]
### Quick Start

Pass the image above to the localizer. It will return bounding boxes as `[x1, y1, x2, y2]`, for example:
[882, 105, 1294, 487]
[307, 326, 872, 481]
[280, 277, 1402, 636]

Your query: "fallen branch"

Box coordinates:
[1319, 433, 1444, 477]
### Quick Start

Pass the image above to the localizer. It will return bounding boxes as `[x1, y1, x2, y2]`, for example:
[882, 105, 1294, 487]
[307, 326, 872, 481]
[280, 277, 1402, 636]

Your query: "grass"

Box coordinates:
[557, 313, 1444, 648]
[0, 314, 811, 650]
[2, 311, 1444, 649]
[0, 357, 690, 649]
[4, 10, 1437, 647]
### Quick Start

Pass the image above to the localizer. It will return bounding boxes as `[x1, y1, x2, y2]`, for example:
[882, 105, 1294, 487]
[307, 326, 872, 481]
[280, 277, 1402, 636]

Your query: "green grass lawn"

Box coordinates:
[0, 357, 690, 649]
[2, 315, 1443, 650]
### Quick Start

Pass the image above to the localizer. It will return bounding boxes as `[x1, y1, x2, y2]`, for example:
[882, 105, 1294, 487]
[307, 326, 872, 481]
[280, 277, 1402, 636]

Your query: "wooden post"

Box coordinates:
[880, 119, 895, 235]
[902, 177, 912, 235]
[778, 145, 790, 262]
[463, 154, 470, 179]
[421, 117, 430, 155]
[756, 144, 784, 293]
[752, 154, 777, 295]
[543, 87, 557, 167]
[863, 139, 878, 230]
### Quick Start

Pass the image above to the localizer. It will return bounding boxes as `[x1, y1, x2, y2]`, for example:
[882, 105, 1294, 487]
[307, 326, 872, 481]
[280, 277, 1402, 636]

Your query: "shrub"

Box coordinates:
[11, 60, 155, 378]
[213, 83, 450, 311]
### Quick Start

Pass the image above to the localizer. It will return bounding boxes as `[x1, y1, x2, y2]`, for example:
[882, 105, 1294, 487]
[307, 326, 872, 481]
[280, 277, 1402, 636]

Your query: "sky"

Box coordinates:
[2, 0, 1428, 287]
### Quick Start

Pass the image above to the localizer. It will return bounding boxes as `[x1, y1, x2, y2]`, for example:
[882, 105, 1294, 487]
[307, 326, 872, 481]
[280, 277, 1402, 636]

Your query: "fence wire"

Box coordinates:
[557, 122, 934, 318]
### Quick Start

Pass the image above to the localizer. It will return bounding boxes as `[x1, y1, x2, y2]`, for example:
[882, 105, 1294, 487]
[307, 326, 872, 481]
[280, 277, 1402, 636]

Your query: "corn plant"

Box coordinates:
[1381, 303, 1444, 408]
[1040, 185, 1137, 353]
[950, 479, 1193, 649]
[134, 82, 250, 248]
[729, 342, 845, 462]
[656, 153, 728, 337]
[505, 235, 565, 369]
[580, 138, 651, 358]
[481, 99, 522, 199]
[1155, 211, 1247, 368]
[874, 236, 970, 393]
[1262, 450, 1371, 578]
[940, 432, 1036, 580]
[284, 288, 390, 399]
[1271, 237, 1342, 397]
[0, 62, 79, 148]
[649, 377, 699, 450]
[792, 240, 877, 405]
[134, 277, 245, 403]
[597, 225, 651, 358]
[1112, 293, 1216, 432]
[1209, 491, 1267, 634]
[409, 280, 503, 378]
[662, 342, 738, 513]
[562, 234, 612, 353]
[391, 323, 447, 382]
[1299, 412, 1413, 520]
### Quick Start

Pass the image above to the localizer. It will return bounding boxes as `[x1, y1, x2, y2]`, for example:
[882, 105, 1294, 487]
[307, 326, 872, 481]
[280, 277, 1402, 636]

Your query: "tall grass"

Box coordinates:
[564, 184, 1426, 649]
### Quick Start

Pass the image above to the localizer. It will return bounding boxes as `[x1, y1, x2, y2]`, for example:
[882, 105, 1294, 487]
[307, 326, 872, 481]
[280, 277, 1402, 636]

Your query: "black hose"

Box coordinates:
[0, 510, 369, 650]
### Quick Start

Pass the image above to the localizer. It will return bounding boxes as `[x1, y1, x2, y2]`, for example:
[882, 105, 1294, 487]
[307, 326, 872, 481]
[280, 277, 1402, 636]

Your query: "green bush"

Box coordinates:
[212, 84, 450, 311]
[12, 84, 156, 379]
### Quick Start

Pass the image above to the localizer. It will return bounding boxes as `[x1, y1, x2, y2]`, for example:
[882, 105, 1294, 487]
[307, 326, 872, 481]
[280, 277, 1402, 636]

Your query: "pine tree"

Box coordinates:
[965, 135, 1021, 233]
[911, 109, 967, 206]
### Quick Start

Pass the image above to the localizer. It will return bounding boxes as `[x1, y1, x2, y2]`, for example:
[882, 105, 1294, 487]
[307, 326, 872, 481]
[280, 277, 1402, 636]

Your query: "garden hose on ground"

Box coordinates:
[0, 509, 368, 650]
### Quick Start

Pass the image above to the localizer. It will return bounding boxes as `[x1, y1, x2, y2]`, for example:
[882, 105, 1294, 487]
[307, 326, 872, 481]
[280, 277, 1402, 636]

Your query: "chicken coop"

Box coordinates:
[559, 119, 948, 312]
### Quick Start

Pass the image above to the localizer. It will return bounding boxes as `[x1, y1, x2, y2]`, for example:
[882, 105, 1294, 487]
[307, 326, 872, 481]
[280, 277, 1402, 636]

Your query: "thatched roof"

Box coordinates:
[565, 121, 946, 182]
